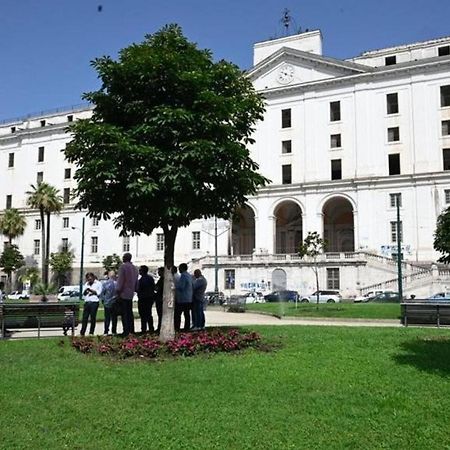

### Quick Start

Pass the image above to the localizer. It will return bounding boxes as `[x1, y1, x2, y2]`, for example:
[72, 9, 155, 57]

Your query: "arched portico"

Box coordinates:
[322, 197, 355, 252]
[230, 205, 255, 255]
[274, 201, 302, 254]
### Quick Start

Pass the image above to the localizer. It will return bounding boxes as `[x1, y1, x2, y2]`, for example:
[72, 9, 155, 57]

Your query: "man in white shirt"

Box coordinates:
[80, 272, 103, 336]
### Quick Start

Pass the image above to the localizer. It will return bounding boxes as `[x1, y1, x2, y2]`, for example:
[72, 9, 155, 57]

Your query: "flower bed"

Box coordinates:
[71, 328, 262, 359]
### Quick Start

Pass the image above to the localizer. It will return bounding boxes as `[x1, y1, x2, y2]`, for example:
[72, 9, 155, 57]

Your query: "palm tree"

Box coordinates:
[0, 208, 27, 244]
[26, 183, 63, 284]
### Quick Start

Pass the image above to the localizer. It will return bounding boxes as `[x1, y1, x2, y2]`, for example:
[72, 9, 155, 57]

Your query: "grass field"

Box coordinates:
[245, 301, 401, 320]
[1, 325, 450, 449]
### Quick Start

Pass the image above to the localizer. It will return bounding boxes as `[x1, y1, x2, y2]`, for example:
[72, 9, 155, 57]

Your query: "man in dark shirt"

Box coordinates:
[154, 267, 164, 334]
[137, 265, 155, 333]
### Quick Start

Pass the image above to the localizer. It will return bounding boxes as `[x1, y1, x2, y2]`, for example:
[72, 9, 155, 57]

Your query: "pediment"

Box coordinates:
[247, 47, 372, 91]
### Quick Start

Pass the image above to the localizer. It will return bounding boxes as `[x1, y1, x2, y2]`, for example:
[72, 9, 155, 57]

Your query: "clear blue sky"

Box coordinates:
[1, 0, 449, 121]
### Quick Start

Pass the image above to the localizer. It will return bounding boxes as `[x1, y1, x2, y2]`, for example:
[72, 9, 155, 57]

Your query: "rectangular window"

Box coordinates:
[281, 140, 292, 154]
[391, 221, 403, 243]
[441, 85, 450, 107]
[388, 154, 401, 175]
[330, 134, 342, 148]
[37, 172, 43, 183]
[61, 238, 69, 252]
[64, 168, 71, 179]
[67, 115, 74, 122]
[35, 219, 41, 230]
[123, 236, 130, 252]
[10, 126, 16, 134]
[282, 164, 292, 184]
[387, 127, 400, 142]
[331, 159, 342, 180]
[192, 231, 201, 250]
[8, 153, 14, 168]
[443, 149, 450, 171]
[156, 233, 164, 251]
[386, 93, 399, 114]
[40, 120, 46, 127]
[330, 101, 341, 122]
[92, 217, 99, 227]
[91, 236, 98, 254]
[442, 120, 450, 136]
[225, 269, 235, 290]
[38, 146, 45, 162]
[327, 268, 340, 290]
[6, 195, 12, 209]
[439, 46, 450, 57]
[63, 188, 70, 204]
[445, 189, 450, 204]
[389, 193, 402, 208]
[34, 239, 40, 256]
[281, 108, 291, 128]
[385, 55, 397, 66]
[63, 217, 69, 228]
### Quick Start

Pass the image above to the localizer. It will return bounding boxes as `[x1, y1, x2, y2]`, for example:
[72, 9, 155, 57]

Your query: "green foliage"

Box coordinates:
[434, 207, 450, 263]
[102, 253, 122, 272]
[65, 24, 268, 239]
[0, 208, 26, 243]
[0, 244, 24, 279]
[17, 265, 40, 288]
[298, 231, 325, 258]
[50, 251, 74, 287]
[32, 282, 57, 301]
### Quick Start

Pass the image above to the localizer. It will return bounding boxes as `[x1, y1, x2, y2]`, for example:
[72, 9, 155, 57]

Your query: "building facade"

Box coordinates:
[2, 31, 450, 296]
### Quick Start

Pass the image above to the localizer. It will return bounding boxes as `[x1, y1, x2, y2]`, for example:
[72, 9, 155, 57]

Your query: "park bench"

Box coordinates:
[0, 302, 80, 338]
[401, 302, 450, 327]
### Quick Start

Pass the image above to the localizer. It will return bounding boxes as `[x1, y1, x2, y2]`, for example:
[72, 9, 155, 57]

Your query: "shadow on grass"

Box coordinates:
[393, 336, 450, 376]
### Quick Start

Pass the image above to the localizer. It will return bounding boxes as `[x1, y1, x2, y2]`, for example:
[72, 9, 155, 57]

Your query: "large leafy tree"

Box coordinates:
[434, 207, 450, 263]
[0, 208, 27, 244]
[65, 24, 268, 340]
[0, 244, 24, 291]
[102, 254, 122, 273]
[26, 183, 64, 284]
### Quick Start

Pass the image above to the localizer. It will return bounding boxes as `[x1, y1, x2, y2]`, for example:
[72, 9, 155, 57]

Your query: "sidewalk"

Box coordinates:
[2, 308, 402, 340]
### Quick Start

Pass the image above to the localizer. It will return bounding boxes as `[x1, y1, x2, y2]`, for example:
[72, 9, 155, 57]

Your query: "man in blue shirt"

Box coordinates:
[174, 263, 193, 332]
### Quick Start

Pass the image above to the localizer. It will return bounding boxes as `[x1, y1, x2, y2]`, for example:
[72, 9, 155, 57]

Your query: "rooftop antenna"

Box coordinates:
[281, 8, 292, 36]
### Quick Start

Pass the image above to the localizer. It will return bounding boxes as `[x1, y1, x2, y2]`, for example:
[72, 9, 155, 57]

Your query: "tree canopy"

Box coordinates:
[434, 207, 450, 263]
[65, 24, 267, 257]
[0, 208, 26, 244]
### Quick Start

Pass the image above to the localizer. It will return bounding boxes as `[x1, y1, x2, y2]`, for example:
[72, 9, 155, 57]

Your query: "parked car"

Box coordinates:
[369, 291, 401, 303]
[245, 292, 265, 304]
[7, 290, 30, 300]
[58, 290, 80, 301]
[354, 290, 391, 303]
[264, 290, 299, 302]
[300, 290, 342, 304]
[426, 292, 450, 302]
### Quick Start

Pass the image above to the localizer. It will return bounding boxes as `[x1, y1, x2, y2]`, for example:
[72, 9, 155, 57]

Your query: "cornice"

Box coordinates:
[259, 58, 450, 98]
[254, 171, 450, 197]
[0, 123, 71, 144]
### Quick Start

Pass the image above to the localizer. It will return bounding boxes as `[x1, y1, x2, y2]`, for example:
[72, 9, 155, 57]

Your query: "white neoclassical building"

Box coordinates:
[2, 30, 450, 296]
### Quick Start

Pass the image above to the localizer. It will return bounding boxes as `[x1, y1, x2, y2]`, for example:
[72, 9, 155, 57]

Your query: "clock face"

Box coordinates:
[277, 64, 295, 84]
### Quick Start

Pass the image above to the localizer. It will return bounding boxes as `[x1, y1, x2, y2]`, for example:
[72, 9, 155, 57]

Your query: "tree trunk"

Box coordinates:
[45, 211, 51, 286]
[314, 258, 320, 310]
[40, 207, 46, 285]
[159, 225, 178, 342]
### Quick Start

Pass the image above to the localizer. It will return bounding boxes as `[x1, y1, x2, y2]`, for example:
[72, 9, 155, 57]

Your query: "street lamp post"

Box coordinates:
[72, 217, 85, 300]
[396, 194, 403, 301]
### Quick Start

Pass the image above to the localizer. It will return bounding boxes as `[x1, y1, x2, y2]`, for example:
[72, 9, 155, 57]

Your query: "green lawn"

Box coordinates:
[1, 326, 450, 449]
[245, 302, 401, 319]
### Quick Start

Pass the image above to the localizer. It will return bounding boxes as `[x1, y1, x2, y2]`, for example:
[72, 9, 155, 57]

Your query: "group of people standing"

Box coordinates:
[79, 253, 207, 336]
